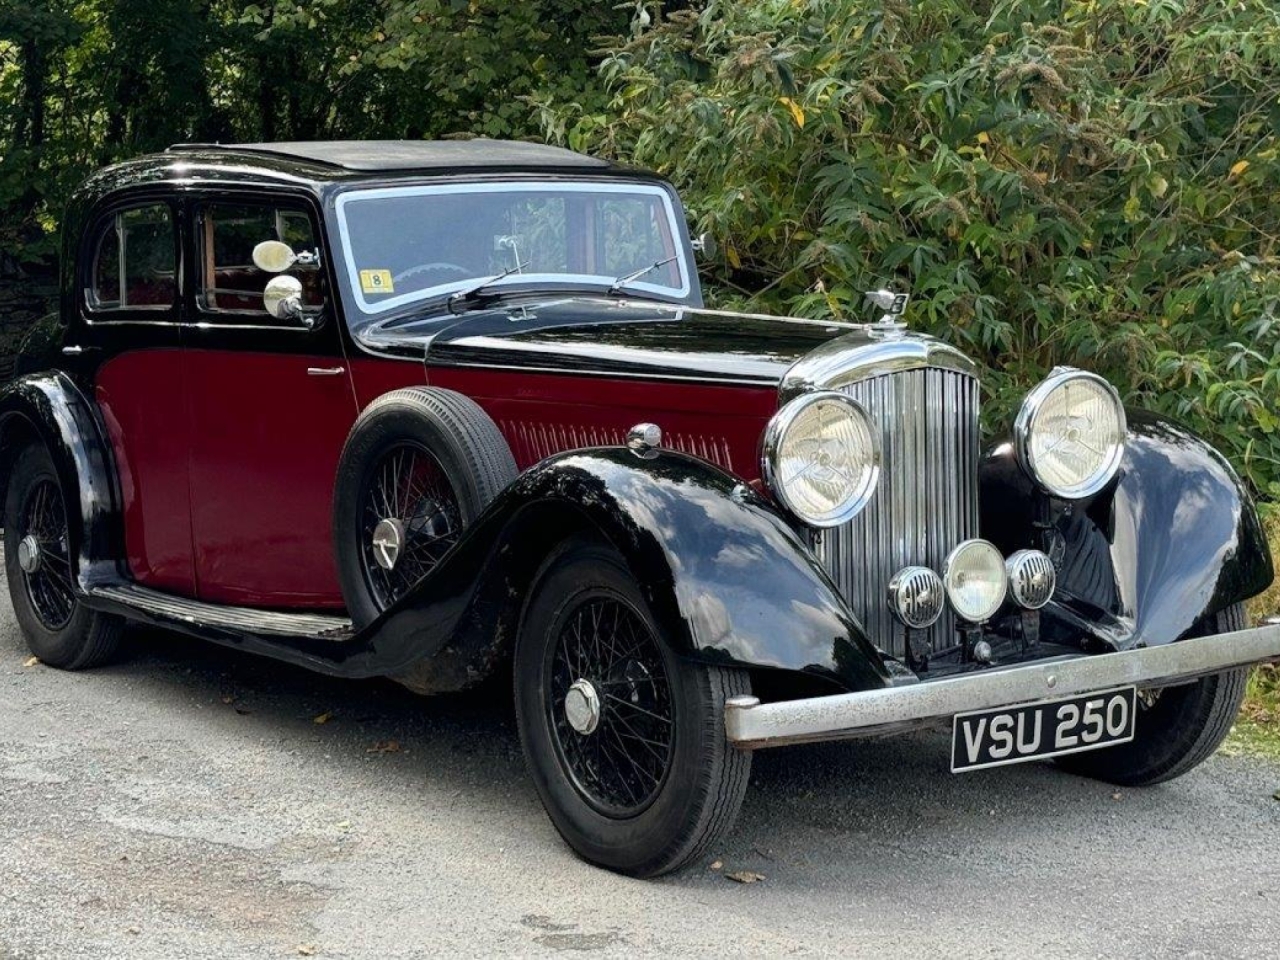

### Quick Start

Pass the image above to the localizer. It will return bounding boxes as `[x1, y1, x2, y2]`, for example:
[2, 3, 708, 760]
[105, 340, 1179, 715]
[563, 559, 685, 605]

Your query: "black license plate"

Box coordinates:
[951, 686, 1136, 773]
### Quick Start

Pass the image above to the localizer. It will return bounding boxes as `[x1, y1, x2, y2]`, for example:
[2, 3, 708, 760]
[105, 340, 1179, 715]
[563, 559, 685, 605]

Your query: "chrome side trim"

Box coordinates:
[724, 624, 1280, 749]
[781, 334, 979, 404]
[89, 584, 352, 639]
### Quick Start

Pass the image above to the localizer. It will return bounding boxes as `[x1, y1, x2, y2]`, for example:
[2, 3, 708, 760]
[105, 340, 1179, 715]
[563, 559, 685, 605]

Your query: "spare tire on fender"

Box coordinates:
[333, 387, 517, 627]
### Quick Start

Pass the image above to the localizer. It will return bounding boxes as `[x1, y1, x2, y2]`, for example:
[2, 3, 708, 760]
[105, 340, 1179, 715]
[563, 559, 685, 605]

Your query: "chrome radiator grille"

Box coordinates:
[814, 367, 980, 657]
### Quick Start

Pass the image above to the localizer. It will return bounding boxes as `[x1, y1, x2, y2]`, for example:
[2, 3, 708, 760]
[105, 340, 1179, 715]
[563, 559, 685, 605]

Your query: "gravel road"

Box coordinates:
[1, 576, 1278, 959]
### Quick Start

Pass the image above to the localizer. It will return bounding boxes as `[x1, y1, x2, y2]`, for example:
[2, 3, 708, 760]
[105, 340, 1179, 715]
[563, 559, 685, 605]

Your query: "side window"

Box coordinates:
[197, 202, 324, 322]
[86, 204, 177, 313]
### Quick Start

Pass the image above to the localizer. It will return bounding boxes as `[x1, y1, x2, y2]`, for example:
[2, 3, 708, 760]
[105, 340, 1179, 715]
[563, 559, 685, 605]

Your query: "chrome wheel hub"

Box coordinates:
[564, 678, 601, 736]
[371, 518, 405, 572]
[16, 534, 41, 574]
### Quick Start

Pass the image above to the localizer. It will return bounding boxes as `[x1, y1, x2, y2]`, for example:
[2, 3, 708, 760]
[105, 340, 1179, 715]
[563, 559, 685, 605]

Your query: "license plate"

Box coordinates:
[951, 686, 1136, 773]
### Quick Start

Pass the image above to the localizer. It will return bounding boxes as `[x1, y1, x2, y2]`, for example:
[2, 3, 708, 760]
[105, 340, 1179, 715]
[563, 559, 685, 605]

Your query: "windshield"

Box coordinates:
[334, 181, 691, 321]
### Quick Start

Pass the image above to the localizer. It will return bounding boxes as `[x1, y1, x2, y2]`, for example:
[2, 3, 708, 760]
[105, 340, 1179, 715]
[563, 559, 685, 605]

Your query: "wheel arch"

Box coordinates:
[980, 406, 1274, 650]
[0, 372, 124, 591]
[367, 448, 893, 696]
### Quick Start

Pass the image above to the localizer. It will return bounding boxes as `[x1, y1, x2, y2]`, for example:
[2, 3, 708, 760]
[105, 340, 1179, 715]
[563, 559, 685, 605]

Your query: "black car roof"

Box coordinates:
[165, 139, 613, 174]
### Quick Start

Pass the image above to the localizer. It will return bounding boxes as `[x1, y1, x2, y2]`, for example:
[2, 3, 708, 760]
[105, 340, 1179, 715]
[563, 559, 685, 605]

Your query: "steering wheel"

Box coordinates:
[393, 262, 472, 290]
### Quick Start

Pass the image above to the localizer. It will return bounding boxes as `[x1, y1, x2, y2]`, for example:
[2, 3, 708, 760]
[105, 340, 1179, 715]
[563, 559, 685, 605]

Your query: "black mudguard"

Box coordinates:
[0, 372, 124, 589]
[981, 408, 1274, 651]
[344, 448, 893, 694]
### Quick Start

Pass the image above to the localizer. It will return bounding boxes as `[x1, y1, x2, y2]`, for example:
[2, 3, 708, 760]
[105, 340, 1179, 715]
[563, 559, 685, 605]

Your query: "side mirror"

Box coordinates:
[691, 232, 718, 260]
[263, 275, 309, 325]
[253, 240, 299, 273]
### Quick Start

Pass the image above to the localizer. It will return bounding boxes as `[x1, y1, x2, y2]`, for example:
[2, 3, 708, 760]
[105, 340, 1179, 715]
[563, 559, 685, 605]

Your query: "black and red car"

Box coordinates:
[1, 140, 1276, 876]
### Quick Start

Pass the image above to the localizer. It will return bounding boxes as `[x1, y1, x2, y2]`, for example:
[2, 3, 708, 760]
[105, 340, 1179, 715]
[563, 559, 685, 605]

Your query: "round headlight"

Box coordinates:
[762, 392, 880, 527]
[1015, 368, 1126, 499]
[943, 540, 1008, 623]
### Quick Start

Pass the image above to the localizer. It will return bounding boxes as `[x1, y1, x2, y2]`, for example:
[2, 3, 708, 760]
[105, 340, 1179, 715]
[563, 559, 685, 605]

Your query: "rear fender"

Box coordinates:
[359, 448, 893, 694]
[980, 408, 1273, 650]
[0, 372, 122, 589]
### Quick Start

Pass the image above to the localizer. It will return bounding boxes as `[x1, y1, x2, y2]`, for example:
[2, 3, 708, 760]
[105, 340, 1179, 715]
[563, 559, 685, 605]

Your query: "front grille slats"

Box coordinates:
[815, 367, 980, 658]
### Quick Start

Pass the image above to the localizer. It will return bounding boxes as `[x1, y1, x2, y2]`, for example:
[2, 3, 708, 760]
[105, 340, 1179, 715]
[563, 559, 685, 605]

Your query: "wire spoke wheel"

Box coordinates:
[358, 441, 461, 610]
[547, 593, 674, 818]
[18, 478, 75, 630]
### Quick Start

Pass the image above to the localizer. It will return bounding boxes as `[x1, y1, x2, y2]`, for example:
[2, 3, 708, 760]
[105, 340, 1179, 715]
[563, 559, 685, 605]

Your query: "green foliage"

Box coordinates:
[544, 0, 1280, 499]
[2, 0, 1278, 503]
[0, 0, 627, 267]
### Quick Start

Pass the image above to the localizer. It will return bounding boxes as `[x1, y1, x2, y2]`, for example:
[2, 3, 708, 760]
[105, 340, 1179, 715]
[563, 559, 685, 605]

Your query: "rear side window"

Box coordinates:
[86, 204, 177, 312]
[197, 202, 324, 321]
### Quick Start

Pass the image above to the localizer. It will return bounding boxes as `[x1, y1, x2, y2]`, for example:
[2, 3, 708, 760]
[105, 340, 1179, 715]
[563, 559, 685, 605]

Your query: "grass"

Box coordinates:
[1227, 509, 1280, 759]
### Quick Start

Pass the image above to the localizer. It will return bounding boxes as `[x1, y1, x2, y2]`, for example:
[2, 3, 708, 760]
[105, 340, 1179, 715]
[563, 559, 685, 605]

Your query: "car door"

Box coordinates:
[83, 194, 197, 596]
[183, 195, 358, 610]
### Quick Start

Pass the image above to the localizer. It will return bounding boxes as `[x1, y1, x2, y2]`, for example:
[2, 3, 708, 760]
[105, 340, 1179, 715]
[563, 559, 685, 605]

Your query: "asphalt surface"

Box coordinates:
[1, 575, 1278, 959]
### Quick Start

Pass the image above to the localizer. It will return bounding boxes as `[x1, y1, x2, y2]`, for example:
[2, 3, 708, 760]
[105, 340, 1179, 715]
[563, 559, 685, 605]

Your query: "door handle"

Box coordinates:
[306, 366, 346, 377]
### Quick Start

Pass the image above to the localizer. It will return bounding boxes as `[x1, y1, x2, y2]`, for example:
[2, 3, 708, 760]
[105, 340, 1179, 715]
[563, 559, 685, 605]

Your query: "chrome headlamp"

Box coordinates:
[1015, 368, 1126, 499]
[762, 391, 880, 527]
[943, 540, 1008, 623]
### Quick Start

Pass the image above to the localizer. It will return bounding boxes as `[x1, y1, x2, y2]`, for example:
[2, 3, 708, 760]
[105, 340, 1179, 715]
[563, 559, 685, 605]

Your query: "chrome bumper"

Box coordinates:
[725, 624, 1280, 750]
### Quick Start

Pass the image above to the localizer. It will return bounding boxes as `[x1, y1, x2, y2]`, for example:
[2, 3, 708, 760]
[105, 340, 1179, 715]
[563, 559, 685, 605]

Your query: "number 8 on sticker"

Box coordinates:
[359, 269, 394, 295]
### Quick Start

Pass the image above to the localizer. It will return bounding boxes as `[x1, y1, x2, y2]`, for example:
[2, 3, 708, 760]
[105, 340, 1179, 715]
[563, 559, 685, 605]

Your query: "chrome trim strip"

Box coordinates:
[781, 335, 979, 404]
[89, 584, 352, 639]
[724, 624, 1280, 749]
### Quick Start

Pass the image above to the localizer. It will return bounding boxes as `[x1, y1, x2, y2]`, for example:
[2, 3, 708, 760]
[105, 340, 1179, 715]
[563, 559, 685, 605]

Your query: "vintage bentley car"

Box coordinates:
[1, 140, 1277, 876]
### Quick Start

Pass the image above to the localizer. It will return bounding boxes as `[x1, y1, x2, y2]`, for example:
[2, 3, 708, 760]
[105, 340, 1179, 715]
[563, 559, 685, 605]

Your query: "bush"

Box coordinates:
[542, 0, 1280, 500]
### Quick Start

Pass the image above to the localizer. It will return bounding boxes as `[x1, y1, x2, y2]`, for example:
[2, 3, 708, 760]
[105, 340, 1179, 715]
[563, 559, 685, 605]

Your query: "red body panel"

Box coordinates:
[102, 348, 773, 613]
[425, 367, 775, 479]
[184, 349, 359, 609]
[95, 350, 196, 594]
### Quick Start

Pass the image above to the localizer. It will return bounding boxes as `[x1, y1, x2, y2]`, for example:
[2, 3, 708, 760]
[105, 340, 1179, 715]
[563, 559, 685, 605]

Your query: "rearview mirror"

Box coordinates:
[263, 274, 308, 325]
[253, 240, 299, 274]
[691, 232, 718, 260]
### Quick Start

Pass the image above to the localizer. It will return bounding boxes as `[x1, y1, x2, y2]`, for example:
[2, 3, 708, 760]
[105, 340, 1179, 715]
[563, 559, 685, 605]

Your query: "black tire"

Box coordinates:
[514, 538, 751, 877]
[1056, 603, 1249, 786]
[334, 387, 516, 626]
[3, 444, 122, 669]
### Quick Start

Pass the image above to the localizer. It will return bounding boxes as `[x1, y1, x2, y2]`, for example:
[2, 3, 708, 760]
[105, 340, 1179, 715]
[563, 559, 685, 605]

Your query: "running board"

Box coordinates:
[88, 584, 353, 641]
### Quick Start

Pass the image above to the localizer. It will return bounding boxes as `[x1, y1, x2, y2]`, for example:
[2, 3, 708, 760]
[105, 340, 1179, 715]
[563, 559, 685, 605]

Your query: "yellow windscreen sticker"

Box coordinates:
[359, 269, 394, 295]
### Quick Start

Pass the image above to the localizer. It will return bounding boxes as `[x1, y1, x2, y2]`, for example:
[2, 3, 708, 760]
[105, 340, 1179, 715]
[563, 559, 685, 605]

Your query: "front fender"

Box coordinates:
[981, 408, 1274, 650]
[356, 448, 892, 694]
[0, 371, 123, 589]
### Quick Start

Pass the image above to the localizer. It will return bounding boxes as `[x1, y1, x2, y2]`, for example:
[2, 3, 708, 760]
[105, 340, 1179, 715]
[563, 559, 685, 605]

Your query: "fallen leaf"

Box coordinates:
[335, 820, 352, 830]
[367, 740, 401, 754]
[313, 711, 333, 725]
[709, 860, 723, 871]
[296, 946, 317, 957]
[1111, 791, 1123, 801]
[725, 870, 765, 884]
[23, 656, 39, 667]
[1272, 789, 1280, 801]
[125, 926, 141, 935]
[1229, 159, 1250, 178]
[221, 696, 235, 705]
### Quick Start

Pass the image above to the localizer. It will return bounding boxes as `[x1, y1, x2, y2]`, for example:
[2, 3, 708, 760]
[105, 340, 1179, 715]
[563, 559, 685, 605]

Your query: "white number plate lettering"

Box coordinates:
[951, 687, 1136, 773]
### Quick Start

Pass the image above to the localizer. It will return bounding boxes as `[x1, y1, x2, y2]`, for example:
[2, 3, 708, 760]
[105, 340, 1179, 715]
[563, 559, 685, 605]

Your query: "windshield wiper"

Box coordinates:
[447, 260, 530, 315]
[606, 255, 679, 297]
